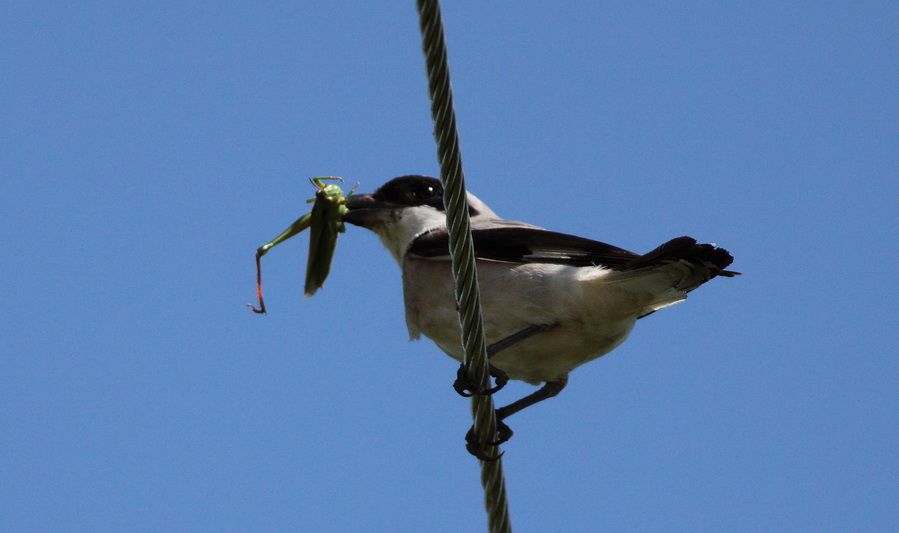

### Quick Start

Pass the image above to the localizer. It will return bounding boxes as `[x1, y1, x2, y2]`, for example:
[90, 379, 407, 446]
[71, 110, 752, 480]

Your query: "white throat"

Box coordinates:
[375, 205, 448, 263]
[371, 191, 499, 264]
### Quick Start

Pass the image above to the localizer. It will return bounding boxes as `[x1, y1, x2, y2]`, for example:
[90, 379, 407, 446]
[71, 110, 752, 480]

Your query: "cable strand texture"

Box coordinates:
[416, 1, 512, 532]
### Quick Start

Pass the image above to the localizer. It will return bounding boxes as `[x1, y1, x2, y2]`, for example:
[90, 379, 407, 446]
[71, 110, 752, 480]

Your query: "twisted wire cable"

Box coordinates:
[416, 1, 512, 532]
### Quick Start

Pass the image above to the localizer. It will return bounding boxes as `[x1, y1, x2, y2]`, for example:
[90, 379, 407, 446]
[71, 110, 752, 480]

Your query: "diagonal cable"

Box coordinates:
[416, 1, 512, 532]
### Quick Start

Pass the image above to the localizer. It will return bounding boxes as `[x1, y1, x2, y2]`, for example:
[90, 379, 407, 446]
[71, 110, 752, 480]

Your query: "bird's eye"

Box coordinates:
[411, 185, 438, 201]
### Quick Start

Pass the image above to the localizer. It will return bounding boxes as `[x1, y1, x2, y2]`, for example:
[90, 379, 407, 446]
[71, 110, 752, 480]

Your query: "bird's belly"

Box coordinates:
[402, 258, 637, 384]
[420, 316, 634, 384]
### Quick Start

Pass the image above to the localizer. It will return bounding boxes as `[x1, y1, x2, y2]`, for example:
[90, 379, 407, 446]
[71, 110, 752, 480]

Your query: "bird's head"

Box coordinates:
[343, 175, 496, 263]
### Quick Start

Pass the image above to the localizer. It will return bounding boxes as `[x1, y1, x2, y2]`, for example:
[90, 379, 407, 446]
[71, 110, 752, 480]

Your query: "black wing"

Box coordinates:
[408, 223, 640, 268]
[409, 222, 737, 275]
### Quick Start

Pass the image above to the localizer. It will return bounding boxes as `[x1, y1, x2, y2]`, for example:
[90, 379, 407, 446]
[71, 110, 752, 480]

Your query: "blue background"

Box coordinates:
[3, 2, 896, 531]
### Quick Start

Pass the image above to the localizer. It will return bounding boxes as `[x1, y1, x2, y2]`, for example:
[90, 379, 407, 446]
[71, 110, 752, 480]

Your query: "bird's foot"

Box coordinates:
[453, 363, 509, 397]
[465, 418, 513, 461]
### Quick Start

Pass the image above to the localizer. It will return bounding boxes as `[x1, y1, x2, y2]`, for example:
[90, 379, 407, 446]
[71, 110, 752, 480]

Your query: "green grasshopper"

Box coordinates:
[248, 176, 354, 314]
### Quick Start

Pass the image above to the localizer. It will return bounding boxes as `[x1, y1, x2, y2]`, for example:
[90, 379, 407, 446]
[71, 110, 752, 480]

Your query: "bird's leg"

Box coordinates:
[453, 324, 553, 397]
[453, 364, 507, 397]
[465, 376, 569, 460]
[495, 375, 568, 421]
[455, 323, 559, 460]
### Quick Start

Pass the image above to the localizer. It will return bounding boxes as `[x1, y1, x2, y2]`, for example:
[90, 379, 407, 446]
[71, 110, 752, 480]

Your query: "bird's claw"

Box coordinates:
[453, 363, 509, 397]
[465, 418, 513, 461]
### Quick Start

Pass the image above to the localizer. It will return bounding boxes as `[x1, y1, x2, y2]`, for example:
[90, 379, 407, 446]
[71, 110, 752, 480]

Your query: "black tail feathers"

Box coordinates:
[621, 236, 739, 278]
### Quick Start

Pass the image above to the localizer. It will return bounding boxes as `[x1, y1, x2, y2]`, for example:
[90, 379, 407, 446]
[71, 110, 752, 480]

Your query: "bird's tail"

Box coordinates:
[592, 236, 738, 317]
[621, 236, 738, 280]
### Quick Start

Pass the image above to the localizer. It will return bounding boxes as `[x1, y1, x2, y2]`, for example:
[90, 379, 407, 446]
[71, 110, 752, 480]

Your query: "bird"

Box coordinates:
[341, 175, 737, 456]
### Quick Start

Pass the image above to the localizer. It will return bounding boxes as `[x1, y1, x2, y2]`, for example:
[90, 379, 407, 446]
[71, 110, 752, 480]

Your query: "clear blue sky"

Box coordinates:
[3, 2, 897, 531]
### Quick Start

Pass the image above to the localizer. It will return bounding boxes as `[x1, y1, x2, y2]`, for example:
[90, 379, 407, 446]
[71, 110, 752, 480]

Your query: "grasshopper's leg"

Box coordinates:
[310, 176, 343, 190]
[247, 213, 312, 314]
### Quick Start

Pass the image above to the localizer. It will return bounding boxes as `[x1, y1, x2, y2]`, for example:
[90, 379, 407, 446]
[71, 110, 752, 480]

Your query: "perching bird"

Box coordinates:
[342, 175, 737, 456]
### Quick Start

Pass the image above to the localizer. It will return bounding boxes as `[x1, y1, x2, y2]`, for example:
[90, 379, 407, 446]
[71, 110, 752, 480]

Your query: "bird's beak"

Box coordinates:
[343, 193, 392, 228]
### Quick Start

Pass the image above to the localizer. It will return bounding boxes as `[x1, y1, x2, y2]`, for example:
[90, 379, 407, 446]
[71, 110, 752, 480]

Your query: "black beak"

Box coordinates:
[343, 193, 390, 227]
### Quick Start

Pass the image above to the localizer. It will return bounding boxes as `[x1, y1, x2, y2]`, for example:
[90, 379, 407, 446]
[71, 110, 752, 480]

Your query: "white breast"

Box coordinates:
[401, 257, 638, 384]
